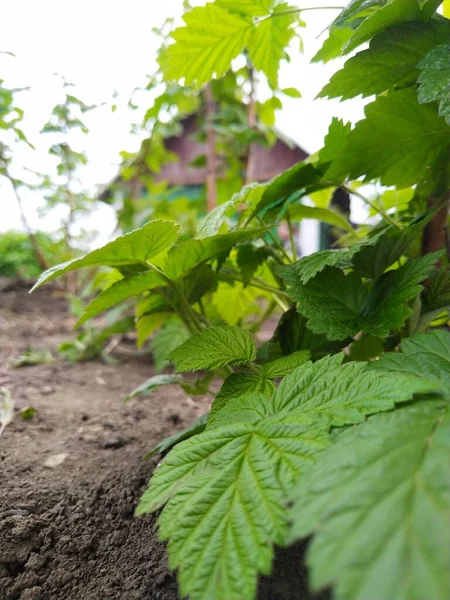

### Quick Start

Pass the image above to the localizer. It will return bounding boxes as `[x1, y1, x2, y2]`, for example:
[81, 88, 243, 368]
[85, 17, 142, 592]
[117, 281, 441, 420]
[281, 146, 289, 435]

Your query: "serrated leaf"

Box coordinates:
[165, 229, 265, 279]
[373, 329, 450, 398]
[76, 271, 164, 327]
[422, 267, 450, 313]
[151, 320, 191, 371]
[312, 27, 353, 63]
[279, 249, 353, 286]
[351, 219, 427, 281]
[326, 88, 450, 188]
[31, 221, 180, 291]
[263, 350, 310, 378]
[332, 0, 387, 30]
[320, 21, 450, 100]
[248, 3, 296, 88]
[288, 204, 354, 234]
[137, 312, 172, 349]
[162, 4, 253, 87]
[137, 347, 434, 600]
[289, 254, 437, 340]
[216, 0, 274, 17]
[136, 396, 329, 600]
[318, 117, 352, 166]
[125, 374, 184, 402]
[253, 162, 323, 217]
[288, 402, 450, 600]
[364, 252, 440, 336]
[236, 244, 271, 286]
[418, 43, 450, 125]
[273, 353, 435, 426]
[343, 0, 422, 54]
[208, 374, 276, 427]
[145, 414, 209, 458]
[168, 326, 256, 372]
[265, 307, 348, 360]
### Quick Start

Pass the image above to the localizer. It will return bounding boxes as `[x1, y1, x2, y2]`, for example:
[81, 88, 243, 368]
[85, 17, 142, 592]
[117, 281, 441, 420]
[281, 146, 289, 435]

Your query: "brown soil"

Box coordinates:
[0, 281, 323, 600]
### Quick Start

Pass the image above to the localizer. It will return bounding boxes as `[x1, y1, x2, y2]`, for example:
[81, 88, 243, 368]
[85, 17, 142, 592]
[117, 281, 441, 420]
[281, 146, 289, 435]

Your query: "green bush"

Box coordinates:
[0, 231, 62, 278]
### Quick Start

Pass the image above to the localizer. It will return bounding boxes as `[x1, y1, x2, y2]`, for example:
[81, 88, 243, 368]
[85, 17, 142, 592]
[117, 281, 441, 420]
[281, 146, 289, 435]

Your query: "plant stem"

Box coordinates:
[146, 262, 203, 333]
[340, 184, 401, 230]
[5, 168, 49, 271]
[286, 211, 298, 262]
[220, 270, 291, 301]
[264, 6, 344, 19]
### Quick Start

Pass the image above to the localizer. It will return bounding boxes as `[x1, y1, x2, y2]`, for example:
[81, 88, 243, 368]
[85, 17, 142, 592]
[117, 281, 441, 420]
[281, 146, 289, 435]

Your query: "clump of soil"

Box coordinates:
[0, 281, 324, 600]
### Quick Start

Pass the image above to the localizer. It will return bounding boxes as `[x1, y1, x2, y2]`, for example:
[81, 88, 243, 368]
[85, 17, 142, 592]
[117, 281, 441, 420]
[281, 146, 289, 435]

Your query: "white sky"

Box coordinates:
[0, 0, 369, 245]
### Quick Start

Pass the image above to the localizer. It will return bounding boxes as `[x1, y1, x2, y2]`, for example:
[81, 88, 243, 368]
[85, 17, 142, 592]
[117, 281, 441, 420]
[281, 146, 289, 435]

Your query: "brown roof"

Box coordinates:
[155, 114, 308, 186]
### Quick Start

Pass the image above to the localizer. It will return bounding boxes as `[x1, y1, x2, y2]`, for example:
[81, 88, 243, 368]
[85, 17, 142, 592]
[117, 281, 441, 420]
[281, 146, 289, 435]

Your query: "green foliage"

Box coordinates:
[169, 326, 256, 372]
[0, 231, 63, 278]
[418, 43, 450, 124]
[31, 2, 450, 599]
[137, 352, 434, 600]
[125, 374, 184, 402]
[32, 220, 180, 290]
[288, 402, 450, 600]
[319, 21, 450, 100]
[327, 89, 450, 188]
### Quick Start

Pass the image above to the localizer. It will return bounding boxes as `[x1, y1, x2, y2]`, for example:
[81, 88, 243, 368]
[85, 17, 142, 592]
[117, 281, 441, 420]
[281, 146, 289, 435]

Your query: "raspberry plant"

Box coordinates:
[33, 1, 450, 599]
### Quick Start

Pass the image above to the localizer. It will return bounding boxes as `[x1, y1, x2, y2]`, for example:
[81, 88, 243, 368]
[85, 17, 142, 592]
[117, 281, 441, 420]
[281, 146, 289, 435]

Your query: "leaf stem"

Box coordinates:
[263, 6, 344, 20]
[286, 211, 298, 262]
[220, 270, 291, 301]
[146, 262, 203, 333]
[340, 184, 401, 230]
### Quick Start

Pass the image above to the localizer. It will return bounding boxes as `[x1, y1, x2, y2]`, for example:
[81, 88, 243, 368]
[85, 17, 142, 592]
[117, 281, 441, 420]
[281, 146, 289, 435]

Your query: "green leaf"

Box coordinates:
[236, 244, 271, 286]
[209, 374, 276, 427]
[263, 350, 310, 378]
[281, 87, 301, 98]
[254, 162, 322, 217]
[151, 320, 191, 371]
[312, 27, 353, 63]
[373, 329, 450, 399]
[168, 326, 256, 372]
[318, 117, 352, 166]
[351, 220, 427, 281]
[418, 44, 450, 125]
[319, 21, 450, 100]
[263, 307, 348, 360]
[326, 89, 450, 188]
[273, 353, 435, 426]
[145, 413, 209, 458]
[332, 0, 388, 30]
[162, 3, 253, 87]
[287, 267, 368, 340]
[136, 350, 434, 600]
[348, 334, 384, 361]
[213, 281, 261, 325]
[76, 271, 164, 327]
[421, 0, 445, 19]
[125, 374, 184, 402]
[376, 187, 414, 214]
[248, 3, 297, 88]
[165, 229, 265, 279]
[364, 252, 440, 336]
[343, 0, 422, 54]
[279, 248, 353, 286]
[422, 267, 450, 313]
[288, 402, 450, 600]
[289, 254, 437, 340]
[216, 0, 274, 17]
[31, 221, 180, 291]
[288, 204, 354, 234]
[137, 312, 172, 349]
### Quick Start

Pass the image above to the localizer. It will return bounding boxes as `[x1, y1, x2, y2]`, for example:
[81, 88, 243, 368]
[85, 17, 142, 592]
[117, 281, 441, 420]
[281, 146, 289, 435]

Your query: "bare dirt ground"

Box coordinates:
[0, 281, 323, 600]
